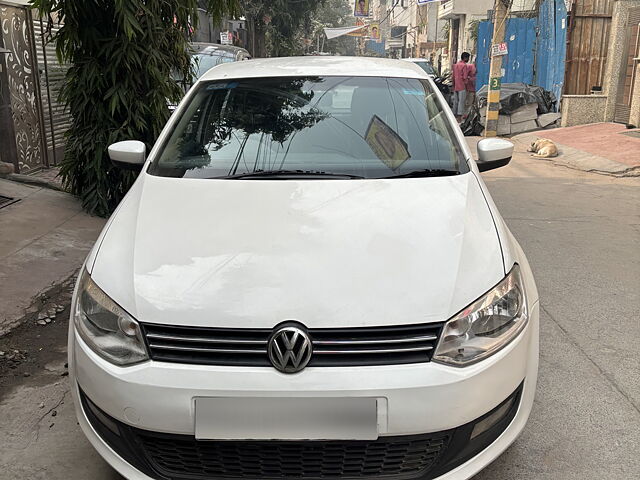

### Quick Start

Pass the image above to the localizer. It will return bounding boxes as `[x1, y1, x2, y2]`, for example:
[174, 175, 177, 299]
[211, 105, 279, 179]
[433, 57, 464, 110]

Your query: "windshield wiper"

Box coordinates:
[215, 170, 365, 180]
[383, 168, 460, 179]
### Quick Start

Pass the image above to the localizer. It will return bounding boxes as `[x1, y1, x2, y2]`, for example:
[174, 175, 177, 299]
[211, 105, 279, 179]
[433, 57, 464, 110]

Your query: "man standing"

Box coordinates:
[465, 55, 477, 114]
[452, 52, 471, 122]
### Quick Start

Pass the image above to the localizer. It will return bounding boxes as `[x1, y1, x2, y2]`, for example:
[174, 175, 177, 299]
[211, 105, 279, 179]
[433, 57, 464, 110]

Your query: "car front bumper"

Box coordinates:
[70, 302, 539, 480]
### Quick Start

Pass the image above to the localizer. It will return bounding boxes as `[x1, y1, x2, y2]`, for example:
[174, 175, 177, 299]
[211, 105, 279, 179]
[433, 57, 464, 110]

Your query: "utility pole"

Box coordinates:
[484, 0, 511, 138]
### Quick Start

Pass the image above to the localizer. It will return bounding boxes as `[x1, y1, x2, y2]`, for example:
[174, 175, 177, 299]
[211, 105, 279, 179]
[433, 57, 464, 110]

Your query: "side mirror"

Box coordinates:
[476, 138, 514, 172]
[108, 140, 146, 171]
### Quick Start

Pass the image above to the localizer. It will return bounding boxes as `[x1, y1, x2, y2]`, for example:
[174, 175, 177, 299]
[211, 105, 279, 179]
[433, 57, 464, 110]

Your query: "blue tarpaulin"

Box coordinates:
[477, 17, 536, 86]
[365, 39, 385, 56]
[476, 0, 567, 104]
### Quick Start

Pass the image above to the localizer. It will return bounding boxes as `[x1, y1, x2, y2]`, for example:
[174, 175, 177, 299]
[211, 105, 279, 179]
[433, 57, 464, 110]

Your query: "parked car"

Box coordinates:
[72, 56, 538, 480]
[402, 57, 438, 76]
[403, 57, 452, 105]
[169, 43, 251, 110]
[190, 43, 251, 79]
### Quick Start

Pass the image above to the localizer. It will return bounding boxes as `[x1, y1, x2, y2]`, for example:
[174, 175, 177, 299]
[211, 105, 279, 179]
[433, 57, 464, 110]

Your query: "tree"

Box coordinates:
[242, 0, 327, 58]
[31, 0, 238, 216]
[310, 0, 355, 56]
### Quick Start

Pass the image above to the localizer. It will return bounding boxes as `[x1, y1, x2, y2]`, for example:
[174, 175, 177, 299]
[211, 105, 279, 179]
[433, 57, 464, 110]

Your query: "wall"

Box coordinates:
[511, 0, 538, 12]
[404, 0, 419, 53]
[631, 68, 640, 127]
[561, 0, 640, 127]
[438, 0, 493, 67]
[603, 0, 640, 125]
[560, 95, 607, 126]
[438, 0, 494, 17]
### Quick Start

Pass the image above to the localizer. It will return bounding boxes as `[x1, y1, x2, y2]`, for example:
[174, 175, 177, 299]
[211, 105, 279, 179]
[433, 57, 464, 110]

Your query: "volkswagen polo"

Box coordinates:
[70, 56, 539, 480]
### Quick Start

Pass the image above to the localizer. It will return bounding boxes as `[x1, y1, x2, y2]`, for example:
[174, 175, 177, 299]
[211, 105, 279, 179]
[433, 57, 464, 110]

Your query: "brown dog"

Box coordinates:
[0, 161, 15, 175]
[527, 138, 558, 158]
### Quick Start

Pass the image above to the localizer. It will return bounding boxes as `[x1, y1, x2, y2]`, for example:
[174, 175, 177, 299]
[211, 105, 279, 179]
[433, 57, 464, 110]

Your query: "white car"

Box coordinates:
[70, 56, 539, 480]
[402, 57, 438, 76]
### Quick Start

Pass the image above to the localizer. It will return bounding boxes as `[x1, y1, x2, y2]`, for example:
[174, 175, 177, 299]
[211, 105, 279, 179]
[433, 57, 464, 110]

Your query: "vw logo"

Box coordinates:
[268, 324, 313, 373]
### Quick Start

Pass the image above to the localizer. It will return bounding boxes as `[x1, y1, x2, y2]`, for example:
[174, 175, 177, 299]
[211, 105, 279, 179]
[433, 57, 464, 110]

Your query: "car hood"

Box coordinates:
[90, 173, 505, 328]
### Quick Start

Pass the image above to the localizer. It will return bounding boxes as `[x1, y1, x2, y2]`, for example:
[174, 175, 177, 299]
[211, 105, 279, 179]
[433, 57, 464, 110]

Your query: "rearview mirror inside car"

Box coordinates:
[476, 138, 514, 172]
[108, 140, 146, 171]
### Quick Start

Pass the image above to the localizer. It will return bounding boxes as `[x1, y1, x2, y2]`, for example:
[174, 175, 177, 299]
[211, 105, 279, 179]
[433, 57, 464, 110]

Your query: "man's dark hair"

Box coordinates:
[461, 52, 470, 62]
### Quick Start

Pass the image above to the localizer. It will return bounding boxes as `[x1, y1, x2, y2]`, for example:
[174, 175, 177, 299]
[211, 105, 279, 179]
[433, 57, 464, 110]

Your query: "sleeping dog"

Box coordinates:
[527, 138, 558, 158]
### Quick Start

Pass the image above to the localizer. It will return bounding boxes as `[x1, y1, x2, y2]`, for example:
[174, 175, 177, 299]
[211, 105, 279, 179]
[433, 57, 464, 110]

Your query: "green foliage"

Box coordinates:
[468, 19, 480, 51]
[242, 0, 327, 57]
[31, 0, 238, 216]
[311, 0, 355, 55]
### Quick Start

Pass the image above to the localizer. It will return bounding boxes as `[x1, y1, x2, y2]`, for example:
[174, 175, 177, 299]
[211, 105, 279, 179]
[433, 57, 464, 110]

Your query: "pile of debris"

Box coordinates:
[462, 83, 561, 136]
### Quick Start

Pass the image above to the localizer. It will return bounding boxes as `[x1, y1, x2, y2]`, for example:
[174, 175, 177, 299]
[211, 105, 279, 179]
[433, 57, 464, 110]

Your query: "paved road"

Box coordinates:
[1, 153, 638, 479]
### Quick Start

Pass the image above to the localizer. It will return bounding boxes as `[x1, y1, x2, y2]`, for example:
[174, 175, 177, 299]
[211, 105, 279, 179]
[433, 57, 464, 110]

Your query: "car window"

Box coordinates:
[192, 53, 235, 79]
[414, 62, 436, 76]
[150, 76, 468, 179]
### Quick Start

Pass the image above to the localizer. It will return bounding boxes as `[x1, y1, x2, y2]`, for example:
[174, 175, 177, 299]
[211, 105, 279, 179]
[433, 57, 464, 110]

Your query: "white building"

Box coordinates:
[414, 1, 448, 65]
[438, 0, 538, 68]
[368, 0, 415, 58]
[438, 0, 494, 66]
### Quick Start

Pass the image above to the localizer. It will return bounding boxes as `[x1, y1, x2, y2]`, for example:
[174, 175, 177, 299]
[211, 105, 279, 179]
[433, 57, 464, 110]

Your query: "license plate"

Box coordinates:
[194, 397, 379, 440]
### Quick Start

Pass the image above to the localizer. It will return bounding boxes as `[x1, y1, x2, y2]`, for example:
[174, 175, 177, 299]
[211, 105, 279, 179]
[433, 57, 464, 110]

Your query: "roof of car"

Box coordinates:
[403, 58, 432, 63]
[199, 56, 429, 81]
[191, 43, 250, 56]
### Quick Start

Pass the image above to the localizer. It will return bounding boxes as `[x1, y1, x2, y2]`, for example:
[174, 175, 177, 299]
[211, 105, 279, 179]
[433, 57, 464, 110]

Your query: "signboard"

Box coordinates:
[325, 25, 366, 39]
[354, 0, 370, 17]
[369, 21, 381, 41]
[347, 26, 368, 37]
[347, 18, 367, 37]
[220, 31, 232, 45]
[417, 0, 443, 4]
[365, 115, 410, 170]
[491, 42, 508, 56]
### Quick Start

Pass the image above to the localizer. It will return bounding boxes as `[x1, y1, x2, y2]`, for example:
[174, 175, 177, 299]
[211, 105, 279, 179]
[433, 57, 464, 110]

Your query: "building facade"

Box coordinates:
[562, 0, 640, 127]
[438, 0, 494, 67]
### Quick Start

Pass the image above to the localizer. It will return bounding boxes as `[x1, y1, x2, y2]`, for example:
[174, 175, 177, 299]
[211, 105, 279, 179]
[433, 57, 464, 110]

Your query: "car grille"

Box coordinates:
[80, 384, 523, 480]
[137, 433, 451, 479]
[141, 322, 445, 367]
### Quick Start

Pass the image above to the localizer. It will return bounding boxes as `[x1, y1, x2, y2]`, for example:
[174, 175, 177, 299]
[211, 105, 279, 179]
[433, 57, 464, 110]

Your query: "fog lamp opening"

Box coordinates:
[470, 396, 515, 440]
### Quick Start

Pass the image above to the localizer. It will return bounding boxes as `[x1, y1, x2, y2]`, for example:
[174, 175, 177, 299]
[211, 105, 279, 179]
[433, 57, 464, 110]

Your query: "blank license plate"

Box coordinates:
[194, 397, 378, 440]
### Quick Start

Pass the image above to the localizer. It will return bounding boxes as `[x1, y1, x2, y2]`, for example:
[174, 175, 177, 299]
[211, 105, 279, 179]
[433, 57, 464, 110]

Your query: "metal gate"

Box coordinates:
[613, 7, 640, 124]
[476, 0, 568, 103]
[0, 3, 47, 173]
[34, 17, 71, 166]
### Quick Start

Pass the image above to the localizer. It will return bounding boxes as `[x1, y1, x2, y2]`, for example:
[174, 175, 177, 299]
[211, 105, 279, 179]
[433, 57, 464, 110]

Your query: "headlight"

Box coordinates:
[74, 269, 148, 366]
[433, 264, 527, 367]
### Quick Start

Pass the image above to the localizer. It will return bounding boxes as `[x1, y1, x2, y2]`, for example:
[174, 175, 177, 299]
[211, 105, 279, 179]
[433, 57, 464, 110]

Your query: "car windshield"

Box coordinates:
[150, 76, 468, 179]
[413, 61, 436, 76]
[192, 53, 235, 79]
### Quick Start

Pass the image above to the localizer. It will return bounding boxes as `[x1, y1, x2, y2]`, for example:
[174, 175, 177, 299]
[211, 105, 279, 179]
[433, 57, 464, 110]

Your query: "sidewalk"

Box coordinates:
[0, 179, 105, 335]
[511, 122, 640, 177]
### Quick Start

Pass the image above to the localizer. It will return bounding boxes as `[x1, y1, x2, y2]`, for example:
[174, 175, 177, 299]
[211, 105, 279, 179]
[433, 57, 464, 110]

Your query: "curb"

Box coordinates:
[0, 172, 65, 192]
[511, 133, 640, 177]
